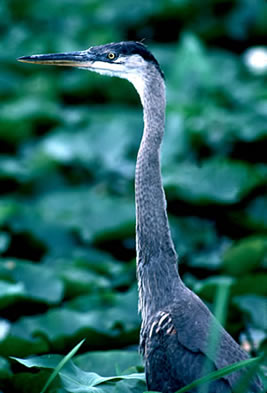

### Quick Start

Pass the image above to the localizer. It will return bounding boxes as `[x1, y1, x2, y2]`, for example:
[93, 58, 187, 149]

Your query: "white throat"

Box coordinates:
[126, 74, 145, 104]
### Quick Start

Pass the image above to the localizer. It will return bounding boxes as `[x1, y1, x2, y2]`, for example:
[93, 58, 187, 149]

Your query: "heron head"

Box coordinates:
[18, 41, 163, 96]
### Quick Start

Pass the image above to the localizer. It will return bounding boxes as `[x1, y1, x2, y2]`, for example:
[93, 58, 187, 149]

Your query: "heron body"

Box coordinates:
[18, 41, 263, 392]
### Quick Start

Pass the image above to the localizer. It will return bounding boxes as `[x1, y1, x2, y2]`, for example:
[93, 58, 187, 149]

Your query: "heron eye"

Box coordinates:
[107, 52, 116, 60]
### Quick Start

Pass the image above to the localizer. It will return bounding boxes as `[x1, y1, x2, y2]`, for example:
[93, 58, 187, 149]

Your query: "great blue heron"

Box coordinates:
[18, 41, 263, 392]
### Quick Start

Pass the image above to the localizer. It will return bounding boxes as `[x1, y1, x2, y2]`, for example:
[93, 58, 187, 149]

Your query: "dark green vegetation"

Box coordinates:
[0, 0, 266, 392]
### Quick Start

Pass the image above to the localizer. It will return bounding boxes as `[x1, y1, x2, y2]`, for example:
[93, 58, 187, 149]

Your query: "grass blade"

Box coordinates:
[40, 338, 85, 393]
[199, 281, 232, 393]
[174, 357, 261, 393]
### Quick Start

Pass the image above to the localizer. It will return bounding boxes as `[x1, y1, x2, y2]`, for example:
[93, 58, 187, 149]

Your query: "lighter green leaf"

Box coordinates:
[59, 361, 145, 393]
[0, 281, 25, 308]
[40, 339, 85, 393]
[0, 356, 12, 379]
[75, 350, 143, 376]
[164, 159, 264, 205]
[10, 354, 63, 369]
[0, 259, 64, 304]
[36, 188, 135, 243]
[222, 236, 267, 275]
[12, 351, 145, 393]
[233, 295, 267, 330]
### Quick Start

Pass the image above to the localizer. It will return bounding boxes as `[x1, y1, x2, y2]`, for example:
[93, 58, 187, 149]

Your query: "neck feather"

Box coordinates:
[133, 69, 180, 320]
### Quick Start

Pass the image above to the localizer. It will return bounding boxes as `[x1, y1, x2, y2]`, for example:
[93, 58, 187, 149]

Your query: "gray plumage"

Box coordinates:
[18, 41, 263, 393]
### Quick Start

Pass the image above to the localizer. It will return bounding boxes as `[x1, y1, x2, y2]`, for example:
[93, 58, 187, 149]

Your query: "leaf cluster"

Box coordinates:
[0, 0, 266, 392]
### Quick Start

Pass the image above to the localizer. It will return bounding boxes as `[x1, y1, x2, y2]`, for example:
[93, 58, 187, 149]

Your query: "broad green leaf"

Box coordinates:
[0, 287, 139, 357]
[1, 3, 267, 393]
[233, 295, 267, 331]
[0, 156, 30, 182]
[0, 356, 12, 379]
[113, 379, 146, 393]
[0, 281, 25, 308]
[193, 276, 235, 302]
[9, 204, 77, 256]
[58, 362, 145, 393]
[0, 232, 10, 253]
[0, 332, 49, 358]
[186, 106, 267, 152]
[170, 216, 218, 258]
[232, 274, 267, 296]
[194, 273, 267, 301]
[11, 354, 63, 370]
[75, 350, 143, 376]
[0, 259, 64, 305]
[11, 370, 61, 393]
[43, 247, 129, 289]
[0, 199, 19, 226]
[38, 107, 141, 179]
[12, 354, 145, 393]
[164, 159, 264, 205]
[222, 236, 267, 275]
[12, 349, 143, 379]
[40, 339, 85, 393]
[0, 97, 60, 143]
[231, 196, 267, 231]
[59, 266, 110, 297]
[36, 188, 135, 243]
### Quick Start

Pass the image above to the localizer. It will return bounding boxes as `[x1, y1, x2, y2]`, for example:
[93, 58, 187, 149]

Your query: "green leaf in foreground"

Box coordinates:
[59, 364, 145, 393]
[74, 349, 143, 376]
[12, 348, 145, 393]
[12, 349, 262, 393]
[40, 338, 85, 393]
[12, 338, 85, 393]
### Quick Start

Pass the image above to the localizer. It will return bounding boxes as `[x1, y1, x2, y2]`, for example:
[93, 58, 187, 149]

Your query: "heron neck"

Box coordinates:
[135, 73, 180, 319]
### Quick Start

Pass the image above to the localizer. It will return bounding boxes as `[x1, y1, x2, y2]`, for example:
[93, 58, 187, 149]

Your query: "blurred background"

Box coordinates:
[0, 0, 266, 392]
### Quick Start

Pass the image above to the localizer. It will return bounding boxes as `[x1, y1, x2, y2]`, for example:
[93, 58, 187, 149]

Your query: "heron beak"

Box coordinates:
[17, 50, 95, 68]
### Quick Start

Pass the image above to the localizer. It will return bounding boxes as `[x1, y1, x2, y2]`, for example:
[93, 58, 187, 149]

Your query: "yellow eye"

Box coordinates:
[107, 52, 116, 60]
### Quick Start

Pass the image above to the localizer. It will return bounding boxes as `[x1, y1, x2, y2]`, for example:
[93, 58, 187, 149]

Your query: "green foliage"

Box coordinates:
[164, 158, 264, 205]
[233, 295, 267, 331]
[12, 350, 262, 393]
[13, 351, 146, 393]
[0, 259, 64, 305]
[0, 0, 267, 391]
[222, 236, 267, 275]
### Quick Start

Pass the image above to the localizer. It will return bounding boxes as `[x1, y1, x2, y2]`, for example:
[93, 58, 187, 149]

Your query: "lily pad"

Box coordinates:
[0, 287, 139, 357]
[233, 295, 267, 331]
[231, 196, 267, 231]
[0, 281, 25, 308]
[164, 159, 264, 205]
[38, 107, 141, 179]
[36, 188, 135, 243]
[0, 356, 12, 380]
[13, 355, 145, 393]
[222, 236, 267, 276]
[75, 350, 143, 376]
[0, 232, 10, 253]
[0, 259, 64, 305]
[59, 266, 110, 297]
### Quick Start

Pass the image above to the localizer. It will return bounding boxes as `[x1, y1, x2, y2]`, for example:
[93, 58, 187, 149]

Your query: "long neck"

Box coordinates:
[134, 70, 181, 321]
